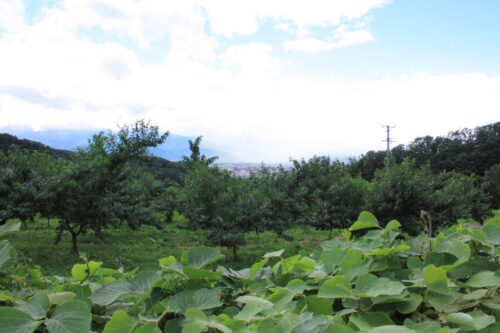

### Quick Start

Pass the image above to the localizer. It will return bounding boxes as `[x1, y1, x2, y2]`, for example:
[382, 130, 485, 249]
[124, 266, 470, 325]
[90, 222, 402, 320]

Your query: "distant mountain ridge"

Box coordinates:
[0, 127, 219, 162]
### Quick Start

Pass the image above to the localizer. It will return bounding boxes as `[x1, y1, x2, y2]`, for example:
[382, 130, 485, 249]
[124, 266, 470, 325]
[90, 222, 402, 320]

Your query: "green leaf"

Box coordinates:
[235, 295, 274, 308]
[71, 261, 102, 282]
[286, 279, 307, 294]
[368, 326, 415, 333]
[15, 292, 50, 320]
[306, 295, 333, 315]
[158, 256, 177, 268]
[444, 312, 495, 330]
[483, 224, 500, 245]
[325, 324, 357, 333]
[234, 303, 270, 321]
[318, 276, 351, 298]
[0, 307, 41, 333]
[166, 288, 222, 314]
[265, 289, 295, 313]
[432, 237, 470, 270]
[183, 267, 221, 281]
[466, 271, 500, 288]
[183, 308, 231, 333]
[0, 239, 17, 270]
[89, 280, 134, 306]
[133, 324, 162, 333]
[381, 220, 401, 236]
[128, 271, 161, 293]
[44, 300, 91, 333]
[102, 310, 137, 333]
[48, 292, 76, 305]
[403, 319, 441, 333]
[339, 249, 370, 281]
[423, 265, 449, 294]
[187, 247, 225, 268]
[264, 249, 284, 258]
[350, 211, 379, 231]
[163, 318, 183, 333]
[322, 247, 345, 273]
[397, 293, 423, 314]
[0, 222, 21, 237]
[349, 312, 394, 331]
[354, 273, 406, 297]
[249, 258, 268, 276]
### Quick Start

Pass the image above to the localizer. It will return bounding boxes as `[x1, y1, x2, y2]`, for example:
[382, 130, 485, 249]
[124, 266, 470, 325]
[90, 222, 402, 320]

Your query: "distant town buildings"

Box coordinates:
[216, 163, 291, 178]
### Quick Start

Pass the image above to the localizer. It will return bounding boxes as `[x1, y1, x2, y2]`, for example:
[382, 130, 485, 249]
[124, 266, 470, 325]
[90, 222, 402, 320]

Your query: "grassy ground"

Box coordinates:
[6, 215, 333, 276]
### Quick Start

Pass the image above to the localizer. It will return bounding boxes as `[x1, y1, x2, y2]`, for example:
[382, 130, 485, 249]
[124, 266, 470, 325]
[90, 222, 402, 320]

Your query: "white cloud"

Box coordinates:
[285, 29, 374, 53]
[275, 23, 290, 31]
[2, 0, 498, 162]
[220, 43, 281, 76]
[201, 0, 391, 37]
[0, 0, 25, 34]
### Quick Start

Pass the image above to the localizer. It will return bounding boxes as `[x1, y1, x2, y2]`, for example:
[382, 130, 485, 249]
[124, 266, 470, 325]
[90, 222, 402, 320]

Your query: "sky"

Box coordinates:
[0, 0, 499, 163]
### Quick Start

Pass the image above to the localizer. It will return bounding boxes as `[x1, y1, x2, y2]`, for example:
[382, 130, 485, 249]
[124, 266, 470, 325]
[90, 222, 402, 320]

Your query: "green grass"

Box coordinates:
[6, 216, 334, 275]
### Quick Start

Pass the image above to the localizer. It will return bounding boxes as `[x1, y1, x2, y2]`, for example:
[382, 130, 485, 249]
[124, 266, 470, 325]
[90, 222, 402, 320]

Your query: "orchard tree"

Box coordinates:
[53, 120, 169, 253]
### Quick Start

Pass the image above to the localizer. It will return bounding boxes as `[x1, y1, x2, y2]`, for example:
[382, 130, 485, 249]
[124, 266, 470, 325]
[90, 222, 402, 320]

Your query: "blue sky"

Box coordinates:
[0, 0, 499, 162]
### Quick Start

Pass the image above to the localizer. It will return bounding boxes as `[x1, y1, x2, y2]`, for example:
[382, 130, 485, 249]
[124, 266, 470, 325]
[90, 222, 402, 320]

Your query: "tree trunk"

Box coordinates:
[232, 246, 238, 261]
[328, 227, 333, 240]
[71, 231, 78, 253]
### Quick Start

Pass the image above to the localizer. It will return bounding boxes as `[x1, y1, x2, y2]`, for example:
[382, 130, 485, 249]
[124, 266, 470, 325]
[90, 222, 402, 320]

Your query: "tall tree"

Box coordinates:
[53, 120, 169, 252]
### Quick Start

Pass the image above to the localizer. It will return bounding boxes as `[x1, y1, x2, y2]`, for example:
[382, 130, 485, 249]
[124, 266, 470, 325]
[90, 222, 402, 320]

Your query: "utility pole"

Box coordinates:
[382, 125, 395, 162]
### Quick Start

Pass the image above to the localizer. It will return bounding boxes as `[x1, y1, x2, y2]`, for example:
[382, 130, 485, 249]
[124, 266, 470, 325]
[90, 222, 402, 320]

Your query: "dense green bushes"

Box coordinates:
[2, 211, 500, 332]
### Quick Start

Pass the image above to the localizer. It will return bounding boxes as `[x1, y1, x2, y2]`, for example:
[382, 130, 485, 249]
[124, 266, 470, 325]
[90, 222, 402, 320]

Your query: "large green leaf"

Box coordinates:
[306, 295, 333, 315]
[44, 300, 91, 333]
[322, 247, 345, 273]
[128, 271, 161, 293]
[183, 267, 221, 280]
[133, 324, 162, 333]
[0, 239, 17, 270]
[89, 280, 134, 306]
[249, 258, 268, 276]
[186, 247, 225, 268]
[350, 211, 379, 231]
[102, 310, 137, 333]
[445, 312, 495, 331]
[483, 225, 500, 245]
[48, 292, 76, 306]
[432, 237, 470, 270]
[368, 326, 415, 333]
[166, 288, 222, 314]
[339, 249, 370, 281]
[183, 308, 232, 333]
[0, 307, 41, 333]
[466, 271, 500, 288]
[0, 222, 21, 237]
[235, 295, 274, 308]
[423, 265, 449, 294]
[15, 292, 50, 320]
[354, 273, 406, 297]
[349, 312, 394, 331]
[318, 276, 351, 298]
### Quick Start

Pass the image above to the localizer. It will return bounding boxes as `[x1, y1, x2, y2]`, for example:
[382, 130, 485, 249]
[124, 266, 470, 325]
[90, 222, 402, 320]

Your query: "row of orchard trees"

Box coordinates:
[0, 120, 169, 252]
[0, 120, 496, 257]
[178, 141, 494, 258]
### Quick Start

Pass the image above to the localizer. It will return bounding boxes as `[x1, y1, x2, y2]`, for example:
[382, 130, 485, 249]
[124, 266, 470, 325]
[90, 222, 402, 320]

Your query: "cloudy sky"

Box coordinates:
[0, 0, 499, 162]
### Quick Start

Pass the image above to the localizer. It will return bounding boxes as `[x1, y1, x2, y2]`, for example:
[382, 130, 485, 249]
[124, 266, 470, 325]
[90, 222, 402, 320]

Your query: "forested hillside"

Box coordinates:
[349, 122, 500, 179]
